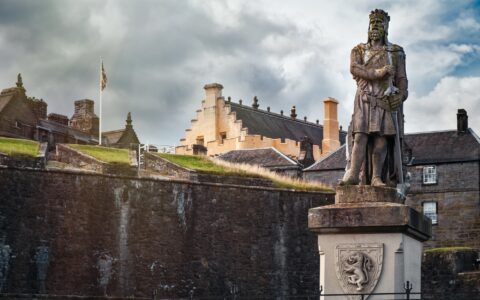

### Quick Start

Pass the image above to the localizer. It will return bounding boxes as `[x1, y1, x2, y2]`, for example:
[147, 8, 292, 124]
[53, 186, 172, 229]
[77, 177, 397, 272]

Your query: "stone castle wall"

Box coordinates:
[0, 168, 333, 298]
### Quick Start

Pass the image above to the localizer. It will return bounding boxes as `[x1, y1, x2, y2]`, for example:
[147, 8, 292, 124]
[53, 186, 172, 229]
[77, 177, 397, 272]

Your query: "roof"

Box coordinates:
[102, 129, 125, 145]
[0, 87, 18, 113]
[38, 119, 96, 143]
[305, 129, 480, 171]
[404, 129, 480, 165]
[218, 147, 299, 168]
[304, 144, 347, 171]
[228, 102, 347, 146]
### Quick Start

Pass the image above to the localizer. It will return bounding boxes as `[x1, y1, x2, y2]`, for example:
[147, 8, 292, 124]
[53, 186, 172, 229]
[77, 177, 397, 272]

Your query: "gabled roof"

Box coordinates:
[305, 128, 480, 171]
[404, 129, 479, 165]
[0, 87, 19, 113]
[228, 102, 347, 146]
[102, 129, 125, 145]
[38, 119, 96, 143]
[304, 144, 347, 171]
[218, 147, 299, 168]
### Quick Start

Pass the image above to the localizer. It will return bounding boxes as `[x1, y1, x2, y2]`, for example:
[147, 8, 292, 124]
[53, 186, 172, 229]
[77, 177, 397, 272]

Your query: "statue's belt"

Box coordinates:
[360, 91, 391, 111]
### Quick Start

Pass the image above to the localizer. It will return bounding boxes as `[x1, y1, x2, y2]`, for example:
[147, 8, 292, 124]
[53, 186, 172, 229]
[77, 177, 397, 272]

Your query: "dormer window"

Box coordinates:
[423, 166, 437, 184]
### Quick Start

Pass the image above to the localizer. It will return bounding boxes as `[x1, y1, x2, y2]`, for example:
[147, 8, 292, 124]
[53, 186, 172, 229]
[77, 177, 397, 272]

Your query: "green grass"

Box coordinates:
[0, 137, 39, 157]
[68, 144, 130, 165]
[157, 153, 332, 192]
[156, 153, 258, 177]
[425, 247, 473, 254]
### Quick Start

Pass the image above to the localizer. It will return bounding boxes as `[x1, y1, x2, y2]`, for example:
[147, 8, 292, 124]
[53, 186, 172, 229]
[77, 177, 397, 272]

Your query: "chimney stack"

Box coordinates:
[290, 106, 297, 119]
[457, 109, 468, 133]
[252, 96, 259, 109]
[202, 83, 223, 144]
[203, 83, 223, 107]
[322, 97, 340, 155]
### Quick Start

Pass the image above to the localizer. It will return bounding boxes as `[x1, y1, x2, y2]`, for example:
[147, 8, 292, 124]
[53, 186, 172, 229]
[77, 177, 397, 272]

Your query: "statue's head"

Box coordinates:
[368, 9, 390, 44]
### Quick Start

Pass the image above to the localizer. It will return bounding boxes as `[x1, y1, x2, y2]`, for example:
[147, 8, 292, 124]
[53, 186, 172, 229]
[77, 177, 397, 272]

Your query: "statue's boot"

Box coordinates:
[371, 139, 387, 187]
[340, 133, 367, 185]
[371, 176, 386, 187]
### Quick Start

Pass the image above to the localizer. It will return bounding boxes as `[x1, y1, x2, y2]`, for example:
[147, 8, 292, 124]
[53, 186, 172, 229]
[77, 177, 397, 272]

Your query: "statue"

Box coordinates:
[341, 9, 408, 190]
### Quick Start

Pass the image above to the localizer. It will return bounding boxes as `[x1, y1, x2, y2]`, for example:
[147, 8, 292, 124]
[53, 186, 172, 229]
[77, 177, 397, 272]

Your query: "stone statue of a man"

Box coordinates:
[341, 9, 408, 187]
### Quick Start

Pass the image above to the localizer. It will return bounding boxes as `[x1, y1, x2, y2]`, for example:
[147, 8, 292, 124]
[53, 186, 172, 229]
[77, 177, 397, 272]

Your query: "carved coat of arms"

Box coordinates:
[335, 243, 383, 300]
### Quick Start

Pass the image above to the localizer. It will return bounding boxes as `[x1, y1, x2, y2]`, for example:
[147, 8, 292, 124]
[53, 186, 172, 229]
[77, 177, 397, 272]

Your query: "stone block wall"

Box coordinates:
[0, 168, 333, 298]
[422, 249, 480, 299]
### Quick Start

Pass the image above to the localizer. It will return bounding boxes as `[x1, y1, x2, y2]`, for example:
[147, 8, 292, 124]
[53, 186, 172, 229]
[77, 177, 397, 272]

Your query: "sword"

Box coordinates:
[384, 45, 407, 199]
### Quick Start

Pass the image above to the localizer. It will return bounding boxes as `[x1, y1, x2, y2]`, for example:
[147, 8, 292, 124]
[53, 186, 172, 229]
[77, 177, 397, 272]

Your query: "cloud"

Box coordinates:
[0, 0, 478, 145]
[405, 76, 480, 133]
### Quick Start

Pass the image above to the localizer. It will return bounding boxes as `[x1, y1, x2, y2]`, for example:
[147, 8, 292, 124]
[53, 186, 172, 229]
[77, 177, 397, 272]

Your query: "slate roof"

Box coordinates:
[0, 87, 18, 113]
[228, 102, 347, 147]
[404, 129, 480, 165]
[218, 147, 299, 168]
[305, 129, 480, 171]
[102, 129, 125, 145]
[38, 119, 96, 143]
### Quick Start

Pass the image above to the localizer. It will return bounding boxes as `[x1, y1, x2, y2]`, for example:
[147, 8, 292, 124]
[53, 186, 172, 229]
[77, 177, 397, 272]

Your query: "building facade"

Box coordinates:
[176, 83, 345, 161]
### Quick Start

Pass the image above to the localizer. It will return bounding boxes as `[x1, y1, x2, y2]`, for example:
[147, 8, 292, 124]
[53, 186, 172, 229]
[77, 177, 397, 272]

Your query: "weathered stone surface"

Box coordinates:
[0, 167, 333, 298]
[422, 249, 480, 299]
[335, 185, 401, 204]
[309, 202, 431, 241]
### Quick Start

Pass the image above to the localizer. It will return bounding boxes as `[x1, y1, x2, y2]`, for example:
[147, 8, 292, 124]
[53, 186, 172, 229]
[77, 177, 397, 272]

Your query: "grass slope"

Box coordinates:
[157, 153, 331, 192]
[68, 144, 130, 165]
[425, 247, 473, 253]
[0, 137, 39, 157]
[156, 153, 258, 177]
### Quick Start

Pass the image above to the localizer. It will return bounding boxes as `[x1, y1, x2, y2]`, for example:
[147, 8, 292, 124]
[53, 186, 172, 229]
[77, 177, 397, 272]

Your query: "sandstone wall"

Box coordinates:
[0, 168, 332, 298]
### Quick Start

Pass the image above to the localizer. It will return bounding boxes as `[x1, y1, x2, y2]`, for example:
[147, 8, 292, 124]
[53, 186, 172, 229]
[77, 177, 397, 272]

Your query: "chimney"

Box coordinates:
[202, 83, 223, 144]
[290, 106, 297, 119]
[267, 106, 270, 112]
[298, 136, 315, 168]
[322, 97, 340, 155]
[203, 83, 223, 107]
[252, 96, 259, 109]
[280, 110, 283, 116]
[457, 109, 468, 133]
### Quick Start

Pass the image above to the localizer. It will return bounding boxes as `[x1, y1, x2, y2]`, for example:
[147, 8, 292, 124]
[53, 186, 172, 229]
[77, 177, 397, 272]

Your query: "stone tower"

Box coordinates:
[70, 99, 99, 136]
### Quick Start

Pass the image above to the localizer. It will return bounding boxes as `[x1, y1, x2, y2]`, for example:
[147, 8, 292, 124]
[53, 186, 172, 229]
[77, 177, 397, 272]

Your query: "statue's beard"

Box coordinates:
[369, 28, 384, 42]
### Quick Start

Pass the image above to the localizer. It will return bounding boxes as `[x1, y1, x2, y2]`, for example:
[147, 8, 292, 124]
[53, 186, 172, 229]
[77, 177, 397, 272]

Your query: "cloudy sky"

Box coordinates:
[0, 0, 479, 146]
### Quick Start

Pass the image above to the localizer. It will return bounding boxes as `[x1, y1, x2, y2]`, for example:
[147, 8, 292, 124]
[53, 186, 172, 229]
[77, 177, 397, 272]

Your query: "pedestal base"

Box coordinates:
[317, 232, 422, 299]
[308, 186, 431, 300]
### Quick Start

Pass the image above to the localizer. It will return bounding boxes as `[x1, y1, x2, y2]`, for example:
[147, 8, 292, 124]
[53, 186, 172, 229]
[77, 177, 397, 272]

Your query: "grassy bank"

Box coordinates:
[68, 144, 130, 165]
[157, 153, 331, 192]
[425, 247, 473, 254]
[0, 137, 39, 157]
[156, 153, 258, 177]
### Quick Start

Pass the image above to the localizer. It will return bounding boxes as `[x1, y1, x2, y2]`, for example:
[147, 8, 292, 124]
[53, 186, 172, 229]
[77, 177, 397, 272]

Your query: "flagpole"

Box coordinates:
[99, 59, 102, 145]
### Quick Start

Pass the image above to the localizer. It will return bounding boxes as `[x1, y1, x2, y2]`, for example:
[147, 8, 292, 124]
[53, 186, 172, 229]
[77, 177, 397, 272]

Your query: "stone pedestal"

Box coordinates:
[308, 186, 431, 300]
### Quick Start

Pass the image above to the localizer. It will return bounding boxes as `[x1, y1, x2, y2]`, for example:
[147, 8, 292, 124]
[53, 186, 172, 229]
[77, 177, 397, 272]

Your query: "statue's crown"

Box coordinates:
[369, 9, 390, 22]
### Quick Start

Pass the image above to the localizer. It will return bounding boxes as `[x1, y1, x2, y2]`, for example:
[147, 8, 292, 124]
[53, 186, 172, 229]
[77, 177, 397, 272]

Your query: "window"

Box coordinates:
[423, 201, 438, 225]
[423, 166, 437, 184]
[219, 132, 227, 144]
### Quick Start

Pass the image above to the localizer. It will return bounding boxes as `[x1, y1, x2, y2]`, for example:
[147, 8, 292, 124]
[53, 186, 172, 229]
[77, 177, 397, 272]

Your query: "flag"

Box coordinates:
[101, 62, 107, 91]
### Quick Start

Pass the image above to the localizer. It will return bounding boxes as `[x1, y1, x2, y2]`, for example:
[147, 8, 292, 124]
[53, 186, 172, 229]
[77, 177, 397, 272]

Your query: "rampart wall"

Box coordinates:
[0, 167, 333, 298]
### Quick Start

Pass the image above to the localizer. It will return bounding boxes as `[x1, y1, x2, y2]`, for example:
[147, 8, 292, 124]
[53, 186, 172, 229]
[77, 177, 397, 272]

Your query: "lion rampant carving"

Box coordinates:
[343, 251, 373, 291]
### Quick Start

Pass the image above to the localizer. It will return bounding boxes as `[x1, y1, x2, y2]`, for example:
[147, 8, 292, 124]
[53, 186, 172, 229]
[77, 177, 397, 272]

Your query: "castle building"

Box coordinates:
[176, 83, 346, 161]
[304, 109, 480, 249]
[0, 74, 140, 149]
[102, 112, 141, 148]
